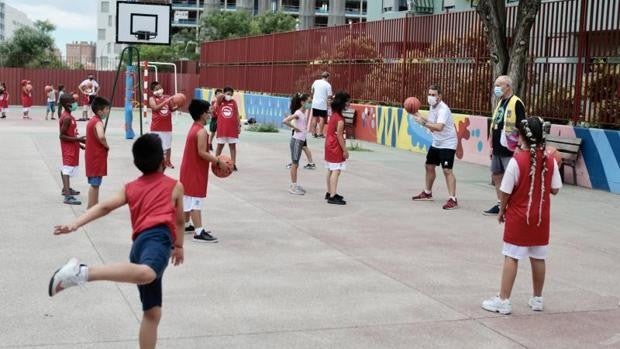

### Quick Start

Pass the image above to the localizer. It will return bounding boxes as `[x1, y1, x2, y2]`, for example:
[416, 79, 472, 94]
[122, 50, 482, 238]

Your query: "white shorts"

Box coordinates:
[183, 195, 205, 212]
[502, 242, 548, 260]
[23, 107, 30, 113]
[152, 131, 172, 150]
[325, 161, 346, 171]
[216, 137, 238, 144]
[61, 165, 79, 177]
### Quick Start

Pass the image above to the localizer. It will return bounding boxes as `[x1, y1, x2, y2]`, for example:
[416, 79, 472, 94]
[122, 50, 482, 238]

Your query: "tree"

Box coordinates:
[137, 29, 200, 65]
[200, 11, 255, 41]
[253, 12, 296, 35]
[476, 0, 541, 97]
[0, 20, 62, 68]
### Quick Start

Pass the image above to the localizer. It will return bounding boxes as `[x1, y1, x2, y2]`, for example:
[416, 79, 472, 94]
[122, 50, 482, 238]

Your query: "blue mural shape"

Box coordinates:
[405, 113, 432, 151]
[243, 94, 290, 126]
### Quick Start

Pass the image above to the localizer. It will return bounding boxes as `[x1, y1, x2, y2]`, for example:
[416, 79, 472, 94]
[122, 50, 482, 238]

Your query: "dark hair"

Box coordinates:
[289, 92, 309, 113]
[150, 81, 161, 91]
[223, 86, 234, 94]
[330, 91, 350, 114]
[59, 94, 74, 111]
[132, 134, 164, 174]
[58, 84, 64, 91]
[91, 96, 111, 114]
[428, 84, 442, 95]
[215, 88, 223, 95]
[188, 99, 211, 121]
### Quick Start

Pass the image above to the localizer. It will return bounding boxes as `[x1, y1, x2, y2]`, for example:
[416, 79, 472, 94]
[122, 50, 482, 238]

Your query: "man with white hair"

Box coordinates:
[483, 75, 526, 215]
[310, 71, 333, 138]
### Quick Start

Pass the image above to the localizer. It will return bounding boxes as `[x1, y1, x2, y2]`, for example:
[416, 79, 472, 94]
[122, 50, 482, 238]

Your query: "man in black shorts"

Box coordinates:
[411, 84, 458, 210]
[309, 71, 333, 138]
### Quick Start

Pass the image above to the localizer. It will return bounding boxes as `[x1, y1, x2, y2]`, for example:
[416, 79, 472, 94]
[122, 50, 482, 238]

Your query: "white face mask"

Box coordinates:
[427, 96, 438, 107]
[225, 95, 233, 101]
[154, 89, 164, 97]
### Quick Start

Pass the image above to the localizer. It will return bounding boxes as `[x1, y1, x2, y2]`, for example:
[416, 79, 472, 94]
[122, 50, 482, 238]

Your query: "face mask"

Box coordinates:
[154, 89, 164, 97]
[494, 86, 503, 98]
[225, 95, 233, 101]
[70, 102, 78, 112]
[427, 96, 437, 106]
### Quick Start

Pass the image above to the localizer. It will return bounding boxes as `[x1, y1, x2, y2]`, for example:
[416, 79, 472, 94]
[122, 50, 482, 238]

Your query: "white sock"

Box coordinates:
[450, 196, 457, 201]
[185, 221, 192, 227]
[79, 265, 89, 283]
[195, 227, 204, 235]
[424, 189, 432, 194]
[291, 182, 297, 187]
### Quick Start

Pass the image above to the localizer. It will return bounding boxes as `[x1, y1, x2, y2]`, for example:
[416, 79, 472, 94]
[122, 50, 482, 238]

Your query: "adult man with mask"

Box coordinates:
[483, 75, 526, 215]
[411, 84, 458, 210]
[78, 74, 100, 121]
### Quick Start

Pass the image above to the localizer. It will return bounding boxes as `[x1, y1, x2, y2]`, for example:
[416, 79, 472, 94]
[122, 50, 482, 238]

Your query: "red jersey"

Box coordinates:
[0, 91, 9, 108]
[125, 172, 177, 241]
[324, 112, 345, 163]
[59, 111, 80, 166]
[504, 150, 555, 246]
[150, 96, 173, 132]
[21, 89, 33, 107]
[215, 99, 239, 138]
[85, 115, 108, 177]
[180, 122, 210, 197]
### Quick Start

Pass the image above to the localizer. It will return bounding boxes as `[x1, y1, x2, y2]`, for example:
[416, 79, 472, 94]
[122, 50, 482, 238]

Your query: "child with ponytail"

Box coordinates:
[283, 93, 311, 195]
[482, 116, 562, 315]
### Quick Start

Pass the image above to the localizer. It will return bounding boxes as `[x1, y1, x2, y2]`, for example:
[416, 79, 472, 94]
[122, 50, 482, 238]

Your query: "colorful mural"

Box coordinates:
[196, 88, 620, 194]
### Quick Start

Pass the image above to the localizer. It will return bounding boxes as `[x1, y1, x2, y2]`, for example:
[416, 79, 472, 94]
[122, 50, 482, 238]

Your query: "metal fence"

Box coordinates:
[200, 0, 620, 127]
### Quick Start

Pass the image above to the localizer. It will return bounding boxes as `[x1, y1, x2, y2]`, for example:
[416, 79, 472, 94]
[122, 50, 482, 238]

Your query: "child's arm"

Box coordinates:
[148, 96, 173, 111]
[53, 189, 127, 235]
[282, 114, 302, 132]
[95, 121, 109, 150]
[498, 191, 510, 223]
[59, 118, 85, 143]
[336, 119, 349, 160]
[196, 128, 221, 165]
[170, 182, 185, 266]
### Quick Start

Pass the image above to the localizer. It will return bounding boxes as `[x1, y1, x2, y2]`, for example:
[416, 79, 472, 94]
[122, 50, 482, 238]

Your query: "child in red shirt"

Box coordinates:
[324, 92, 350, 205]
[49, 134, 185, 349]
[0, 83, 9, 119]
[482, 116, 562, 315]
[214, 86, 240, 171]
[209, 88, 223, 149]
[180, 99, 222, 243]
[149, 81, 179, 169]
[58, 94, 85, 205]
[85, 97, 111, 208]
[21, 80, 33, 120]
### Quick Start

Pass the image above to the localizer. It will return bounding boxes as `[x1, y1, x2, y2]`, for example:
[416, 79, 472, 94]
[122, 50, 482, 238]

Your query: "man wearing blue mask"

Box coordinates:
[483, 75, 526, 216]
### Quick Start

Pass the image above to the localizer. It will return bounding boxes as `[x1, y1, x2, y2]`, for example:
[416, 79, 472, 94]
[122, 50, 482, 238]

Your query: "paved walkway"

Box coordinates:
[1, 107, 619, 348]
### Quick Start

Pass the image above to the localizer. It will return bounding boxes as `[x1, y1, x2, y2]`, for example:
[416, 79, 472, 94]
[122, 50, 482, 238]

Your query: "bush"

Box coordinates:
[347, 141, 372, 152]
[246, 123, 279, 133]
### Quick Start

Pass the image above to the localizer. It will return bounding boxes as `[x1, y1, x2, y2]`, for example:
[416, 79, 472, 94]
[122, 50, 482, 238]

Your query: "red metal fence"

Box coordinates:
[200, 0, 620, 127]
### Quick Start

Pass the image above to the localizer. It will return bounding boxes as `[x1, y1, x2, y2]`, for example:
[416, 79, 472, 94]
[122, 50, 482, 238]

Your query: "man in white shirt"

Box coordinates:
[411, 84, 459, 210]
[78, 74, 100, 121]
[309, 71, 333, 138]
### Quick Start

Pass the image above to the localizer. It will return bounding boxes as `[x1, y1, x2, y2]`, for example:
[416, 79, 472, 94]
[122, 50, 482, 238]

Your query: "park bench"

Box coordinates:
[546, 135, 583, 185]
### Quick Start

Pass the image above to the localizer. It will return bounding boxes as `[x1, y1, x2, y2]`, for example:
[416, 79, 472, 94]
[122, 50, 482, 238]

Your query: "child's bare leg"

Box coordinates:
[164, 149, 172, 165]
[184, 212, 191, 224]
[88, 263, 156, 285]
[139, 307, 161, 349]
[87, 185, 99, 209]
[329, 170, 341, 197]
[190, 210, 202, 230]
[215, 143, 224, 156]
[290, 164, 298, 183]
[530, 257, 546, 297]
[499, 256, 518, 299]
[326, 170, 331, 193]
[229, 143, 236, 166]
[61, 173, 71, 193]
[303, 146, 313, 163]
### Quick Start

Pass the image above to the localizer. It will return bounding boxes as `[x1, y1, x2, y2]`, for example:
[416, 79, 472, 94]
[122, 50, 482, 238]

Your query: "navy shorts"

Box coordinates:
[426, 146, 456, 169]
[87, 176, 103, 186]
[129, 225, 173, 311]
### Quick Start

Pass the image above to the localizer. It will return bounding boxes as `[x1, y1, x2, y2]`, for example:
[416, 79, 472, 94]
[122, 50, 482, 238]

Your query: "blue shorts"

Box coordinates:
[87, 176, 103, 186]
[47, 102, 56, 113]
[129, 225, 173, 311]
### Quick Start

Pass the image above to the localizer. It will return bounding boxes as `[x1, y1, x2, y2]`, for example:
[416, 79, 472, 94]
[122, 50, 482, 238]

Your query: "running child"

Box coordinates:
[46, 84, 57, 120]
[282, 93, 312, 195]
[214, 86, 240, 171]
[324, 92, 350, 205]
[209, 88, 223, 149]
[58, 94, 85, 205]
[85, 97, 111, 208]
[481, 116, 562, 315]
[21, 80, 33, 120]
[49, 133, 185, 349]
[0, 83, 8, 119]
[148, 81, 178, 169]
[179, 99, 221, 243]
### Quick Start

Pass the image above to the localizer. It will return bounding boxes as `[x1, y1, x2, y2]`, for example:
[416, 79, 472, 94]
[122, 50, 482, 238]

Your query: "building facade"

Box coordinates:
[0, 1, 34, 41]
[66, 41, 97, 69]
[97, 0, 125, 70]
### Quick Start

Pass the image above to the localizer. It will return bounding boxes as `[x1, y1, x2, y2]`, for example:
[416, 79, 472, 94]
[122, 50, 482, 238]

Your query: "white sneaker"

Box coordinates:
[482, 296, 512, 315]
[296, 185, 306, 193]
[528, 296, 544, 311]
[288, 185, 305, 195]
[48, 258, 86, 297]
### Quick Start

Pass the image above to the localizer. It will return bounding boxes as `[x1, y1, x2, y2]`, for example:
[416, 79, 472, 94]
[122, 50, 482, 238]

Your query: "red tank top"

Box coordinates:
[215, 100, 239, 138]
[151, 96, 173, 132]
[324, 112, 345, 163]
[85, 115, 108, 177]
[59, 111, 80, 166]
[21, 90, 33, 107]
[0, 91, 9, 108]
[125, 172, 177, 241]
[180, 122, 210, 197]
[504, 150, 555, 246]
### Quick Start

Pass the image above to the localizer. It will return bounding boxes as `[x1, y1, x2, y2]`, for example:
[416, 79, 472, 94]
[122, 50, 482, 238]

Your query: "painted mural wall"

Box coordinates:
[196, 88, 620, 194]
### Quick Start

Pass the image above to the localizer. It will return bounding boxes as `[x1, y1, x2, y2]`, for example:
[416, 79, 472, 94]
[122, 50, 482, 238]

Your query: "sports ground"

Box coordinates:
[1, 107, 619, 348]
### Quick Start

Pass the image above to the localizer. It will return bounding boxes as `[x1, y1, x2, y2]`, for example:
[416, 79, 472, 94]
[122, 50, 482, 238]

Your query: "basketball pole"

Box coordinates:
[105, 46, 143, 139]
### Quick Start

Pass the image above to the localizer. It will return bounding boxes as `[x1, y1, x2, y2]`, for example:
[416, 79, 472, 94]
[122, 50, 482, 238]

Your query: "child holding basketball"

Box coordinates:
[482, 116, 562, 315]
[324, 92, 350, 205]
[179, 99, 222, 243]
[214, 86, 240, 171]
[45, 84, 57, 120]
[58, 94, 85, 205]
[85, 97, 111, 208]
[49, 133, 185, 349]
[0, 83, 9, 119]
[283, 92, 311, 195]
[21, 80, 33, 120]
[149, 81, 178, 169]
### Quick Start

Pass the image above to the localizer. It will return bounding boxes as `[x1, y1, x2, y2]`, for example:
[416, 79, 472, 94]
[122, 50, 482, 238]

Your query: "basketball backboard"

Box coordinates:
[116, 1, 171, 45]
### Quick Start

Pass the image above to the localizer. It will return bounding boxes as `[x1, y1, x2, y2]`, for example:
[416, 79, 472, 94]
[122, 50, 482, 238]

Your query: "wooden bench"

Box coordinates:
[546, 135, 583, 185]
[342, 108, 356, 139]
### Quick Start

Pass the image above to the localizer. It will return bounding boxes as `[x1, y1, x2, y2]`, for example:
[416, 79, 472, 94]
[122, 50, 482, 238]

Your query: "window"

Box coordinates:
[98, 28, 106, 40]
[114, 43, 122, 54]
[101, 1, 109, 13]
[108, 15, 113, 27]
[107, 43, 111, 54]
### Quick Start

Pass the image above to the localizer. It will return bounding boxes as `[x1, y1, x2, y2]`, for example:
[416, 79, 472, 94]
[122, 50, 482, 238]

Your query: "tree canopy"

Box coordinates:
[0, 20, 63, 68]
[200, 10, 296, 41]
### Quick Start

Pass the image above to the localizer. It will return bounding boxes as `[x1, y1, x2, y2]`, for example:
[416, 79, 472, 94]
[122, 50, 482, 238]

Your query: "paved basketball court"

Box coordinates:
[1, 107, 619, 348]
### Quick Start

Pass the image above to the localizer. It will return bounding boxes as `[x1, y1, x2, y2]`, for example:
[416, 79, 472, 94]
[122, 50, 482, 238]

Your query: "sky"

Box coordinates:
[5, 0, 97, 56]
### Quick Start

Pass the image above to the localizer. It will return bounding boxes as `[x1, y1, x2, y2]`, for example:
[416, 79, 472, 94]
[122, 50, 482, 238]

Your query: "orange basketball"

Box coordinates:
[546, 145, 563, 165]
[45, 85, 52, 93]
[211, 155, 234, 178]
[26, 84, 33, 92]
[171, 93, 186, 108]
[72, 93, 79, 101]
[403, 97, 421, 114]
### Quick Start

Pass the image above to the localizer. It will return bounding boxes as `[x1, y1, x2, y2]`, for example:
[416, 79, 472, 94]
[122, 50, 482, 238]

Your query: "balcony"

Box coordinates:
[172, 18, 198, 27]
[282, 5, 299, 14]
[345, 8, 367, 16]
[171, 1, 202, 9]
[414, 0, 434, 14]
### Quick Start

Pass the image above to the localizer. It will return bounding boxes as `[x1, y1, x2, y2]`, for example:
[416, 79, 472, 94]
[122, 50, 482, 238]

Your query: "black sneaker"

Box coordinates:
[325, 192, 344, 200]
[303, 163, 316, 170]
[184, 225, 195, 233]
[233, 165, 238, 171]
[193, 230, 218, 243]
[327, 196, 346, 205]
[483, 204, 500, 216]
